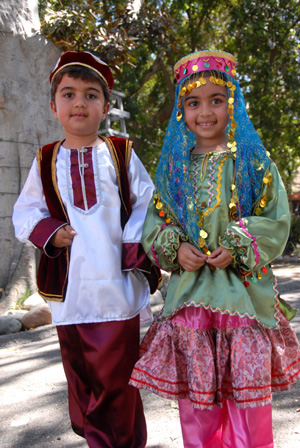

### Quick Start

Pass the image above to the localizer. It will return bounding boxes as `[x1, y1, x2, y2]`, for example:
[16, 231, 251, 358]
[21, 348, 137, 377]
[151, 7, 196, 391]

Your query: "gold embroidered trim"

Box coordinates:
[52, 141, 69, 222]
[174, 51, 236, 72]
[51, 62, 109, 88]
[101, 136, 130, 215]
[200, 152, 210, 182]
[198, 155, 229, 226]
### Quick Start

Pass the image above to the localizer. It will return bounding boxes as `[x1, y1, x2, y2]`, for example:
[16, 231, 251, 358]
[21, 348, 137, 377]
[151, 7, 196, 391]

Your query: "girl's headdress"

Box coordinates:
[155, 50, 270, 249]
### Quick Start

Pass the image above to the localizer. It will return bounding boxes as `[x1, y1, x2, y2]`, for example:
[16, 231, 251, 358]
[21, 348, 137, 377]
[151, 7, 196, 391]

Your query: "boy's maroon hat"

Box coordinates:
[49, 51, 114, 91]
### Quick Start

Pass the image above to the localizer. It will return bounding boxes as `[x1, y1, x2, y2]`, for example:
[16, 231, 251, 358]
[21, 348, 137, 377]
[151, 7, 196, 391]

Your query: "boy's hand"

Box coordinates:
[50, 225, 77, 248]
[177, 242, 208, 272]
[207, 246, 232, 269]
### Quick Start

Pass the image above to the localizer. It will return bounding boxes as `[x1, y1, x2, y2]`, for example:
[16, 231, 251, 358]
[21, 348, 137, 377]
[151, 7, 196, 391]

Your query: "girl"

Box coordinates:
[130, 50, 300, 448]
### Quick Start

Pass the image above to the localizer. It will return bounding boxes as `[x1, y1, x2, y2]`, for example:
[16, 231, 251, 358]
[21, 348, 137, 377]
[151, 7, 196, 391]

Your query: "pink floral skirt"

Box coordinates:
[130, 307, 300, 410]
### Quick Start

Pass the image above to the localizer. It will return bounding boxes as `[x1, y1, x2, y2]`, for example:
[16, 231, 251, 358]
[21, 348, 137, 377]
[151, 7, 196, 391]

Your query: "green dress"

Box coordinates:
[142, 149, 295, 328]
[130, 149, 300, 409]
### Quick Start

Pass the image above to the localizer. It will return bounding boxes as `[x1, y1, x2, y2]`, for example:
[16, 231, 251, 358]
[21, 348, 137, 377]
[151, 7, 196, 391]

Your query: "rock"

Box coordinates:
[0, 316, 23, 335]
[5, 309, 28, 322]
[159, 270, 171, 299]
[22, 304, 52, 330]
[22, 292, 45, 310]
[150, 289, 163, 306]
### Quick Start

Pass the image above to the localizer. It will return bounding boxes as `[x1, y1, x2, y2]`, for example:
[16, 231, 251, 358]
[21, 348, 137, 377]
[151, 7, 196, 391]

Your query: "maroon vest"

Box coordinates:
[36, 137, 160, 301]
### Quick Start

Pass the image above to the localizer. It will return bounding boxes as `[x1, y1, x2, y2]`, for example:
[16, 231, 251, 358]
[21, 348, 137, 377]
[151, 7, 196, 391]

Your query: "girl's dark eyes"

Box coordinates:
[212, 98, 222, 104]
[186, 98, 224, 107]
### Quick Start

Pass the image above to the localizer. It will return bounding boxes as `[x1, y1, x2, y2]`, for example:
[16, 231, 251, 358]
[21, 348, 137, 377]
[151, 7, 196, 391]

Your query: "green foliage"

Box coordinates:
[38, 0, 300, 185]
[15, 289, 31, 310]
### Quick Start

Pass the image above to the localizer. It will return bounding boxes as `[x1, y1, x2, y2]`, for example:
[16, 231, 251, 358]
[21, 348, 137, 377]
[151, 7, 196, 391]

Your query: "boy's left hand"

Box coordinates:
[207, 246, 233, 269]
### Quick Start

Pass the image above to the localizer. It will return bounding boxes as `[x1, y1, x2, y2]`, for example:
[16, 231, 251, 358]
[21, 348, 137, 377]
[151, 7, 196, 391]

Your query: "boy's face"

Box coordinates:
[50, 74, 109, 142]
[183, 78, 229, 149]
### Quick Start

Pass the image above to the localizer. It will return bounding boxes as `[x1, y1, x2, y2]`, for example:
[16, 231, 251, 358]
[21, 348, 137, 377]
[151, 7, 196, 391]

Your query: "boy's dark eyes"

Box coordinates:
[63, 92, 97, 99]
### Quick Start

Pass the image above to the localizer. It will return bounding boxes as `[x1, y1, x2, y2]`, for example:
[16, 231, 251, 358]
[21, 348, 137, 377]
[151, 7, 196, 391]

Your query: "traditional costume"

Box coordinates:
[13, 51, 160, 448]
[129, 50, 300, 447]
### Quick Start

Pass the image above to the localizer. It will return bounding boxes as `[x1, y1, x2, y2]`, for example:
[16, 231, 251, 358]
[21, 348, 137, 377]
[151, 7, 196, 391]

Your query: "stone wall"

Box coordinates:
[0, 0, 63, 307]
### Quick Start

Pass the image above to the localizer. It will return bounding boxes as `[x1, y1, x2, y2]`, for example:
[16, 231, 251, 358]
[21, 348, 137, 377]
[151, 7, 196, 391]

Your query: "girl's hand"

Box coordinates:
[50, 225, 77, 248]
[177, 242, 208, 271]
[207, 246, 232, 269]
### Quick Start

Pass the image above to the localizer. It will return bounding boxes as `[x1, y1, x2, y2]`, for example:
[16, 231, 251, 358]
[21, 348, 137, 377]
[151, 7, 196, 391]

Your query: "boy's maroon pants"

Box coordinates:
[56, 316, 146, 448]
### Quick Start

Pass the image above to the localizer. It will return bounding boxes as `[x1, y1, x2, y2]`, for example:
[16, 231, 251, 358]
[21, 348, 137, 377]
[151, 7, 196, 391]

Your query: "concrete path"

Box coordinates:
[0, 264, 299, 447]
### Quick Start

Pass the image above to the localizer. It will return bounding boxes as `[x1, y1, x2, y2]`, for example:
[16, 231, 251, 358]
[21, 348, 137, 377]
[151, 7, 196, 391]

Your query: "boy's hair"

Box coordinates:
[50, 65, 110, 105]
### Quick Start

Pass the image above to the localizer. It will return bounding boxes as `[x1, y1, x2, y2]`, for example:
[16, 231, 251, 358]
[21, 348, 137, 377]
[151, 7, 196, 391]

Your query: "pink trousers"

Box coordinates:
[178, 399, 274, 448]
[57, 317, 146, 448]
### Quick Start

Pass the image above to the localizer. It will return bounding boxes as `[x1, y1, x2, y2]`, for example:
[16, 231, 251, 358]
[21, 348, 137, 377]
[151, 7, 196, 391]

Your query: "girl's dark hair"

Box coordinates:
[183, 70, 228, 87]
[50, 65, 110, 104]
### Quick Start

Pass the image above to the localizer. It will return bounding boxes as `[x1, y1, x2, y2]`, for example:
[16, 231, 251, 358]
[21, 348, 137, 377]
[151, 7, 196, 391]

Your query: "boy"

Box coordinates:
[13, 51, 160, 448]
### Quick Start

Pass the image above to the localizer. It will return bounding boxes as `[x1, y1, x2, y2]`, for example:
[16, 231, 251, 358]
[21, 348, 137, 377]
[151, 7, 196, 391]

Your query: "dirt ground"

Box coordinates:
[0, 263, 299, 448]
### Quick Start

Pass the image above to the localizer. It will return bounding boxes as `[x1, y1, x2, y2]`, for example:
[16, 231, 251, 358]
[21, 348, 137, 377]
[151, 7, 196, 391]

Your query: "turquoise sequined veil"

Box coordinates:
[155, 51, 270, 249]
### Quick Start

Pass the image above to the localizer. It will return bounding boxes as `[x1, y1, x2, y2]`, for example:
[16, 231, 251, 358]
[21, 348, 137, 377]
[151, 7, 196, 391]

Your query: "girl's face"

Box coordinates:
[183, 79, 229, 151]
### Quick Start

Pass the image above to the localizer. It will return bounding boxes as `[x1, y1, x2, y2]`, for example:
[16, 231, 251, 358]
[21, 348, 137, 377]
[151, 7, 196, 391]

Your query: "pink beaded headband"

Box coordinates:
[174, 50, 237, 84]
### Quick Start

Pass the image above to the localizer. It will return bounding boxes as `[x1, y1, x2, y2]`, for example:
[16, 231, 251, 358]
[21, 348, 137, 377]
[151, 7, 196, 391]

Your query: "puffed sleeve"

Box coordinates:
[220, 161, 290, 272]
[141, 198, 189, 271]
[122, 149, 155, 242]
